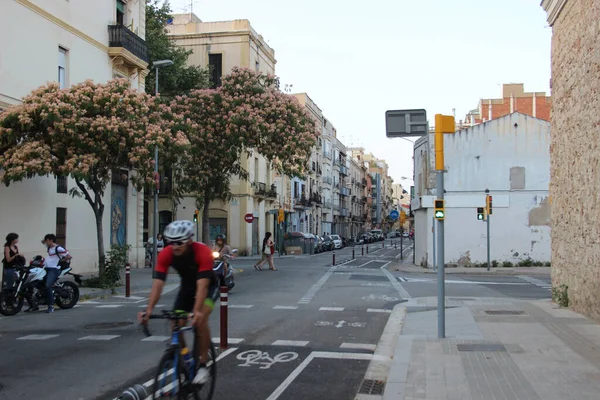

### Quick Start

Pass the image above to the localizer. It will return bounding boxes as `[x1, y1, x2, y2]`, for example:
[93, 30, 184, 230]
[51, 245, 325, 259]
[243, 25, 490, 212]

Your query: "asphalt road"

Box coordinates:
[0, 240, 551, 400]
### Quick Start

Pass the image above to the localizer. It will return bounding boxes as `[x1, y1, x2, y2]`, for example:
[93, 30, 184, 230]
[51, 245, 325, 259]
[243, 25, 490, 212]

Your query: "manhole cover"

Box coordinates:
[484, 310, 525, 315]
[84, 322, 134, 329]
[457, 343, 507, 352]
[358, 379, 385, 395]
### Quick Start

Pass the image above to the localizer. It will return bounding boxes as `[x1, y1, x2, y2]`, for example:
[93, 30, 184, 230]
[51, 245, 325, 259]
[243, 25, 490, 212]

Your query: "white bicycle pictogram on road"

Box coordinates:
[236, 350, 299, 370]
[362, 294, 399, 301]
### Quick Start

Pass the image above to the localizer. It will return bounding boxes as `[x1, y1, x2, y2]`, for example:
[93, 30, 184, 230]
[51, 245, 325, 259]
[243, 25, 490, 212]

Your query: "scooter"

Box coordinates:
[212, 249, 237, 291]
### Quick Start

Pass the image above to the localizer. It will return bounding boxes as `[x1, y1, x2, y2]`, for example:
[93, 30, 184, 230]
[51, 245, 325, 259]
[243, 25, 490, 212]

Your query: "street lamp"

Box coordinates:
[151, 59, 173, 268]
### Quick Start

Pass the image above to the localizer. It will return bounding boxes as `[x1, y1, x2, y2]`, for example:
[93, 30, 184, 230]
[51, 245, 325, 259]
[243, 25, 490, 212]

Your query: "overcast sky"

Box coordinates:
[169, 0, 551, 185]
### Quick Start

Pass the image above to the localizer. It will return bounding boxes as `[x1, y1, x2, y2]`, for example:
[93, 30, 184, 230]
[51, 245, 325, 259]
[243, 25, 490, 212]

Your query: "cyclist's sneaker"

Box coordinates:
[192, 367, 209, 385]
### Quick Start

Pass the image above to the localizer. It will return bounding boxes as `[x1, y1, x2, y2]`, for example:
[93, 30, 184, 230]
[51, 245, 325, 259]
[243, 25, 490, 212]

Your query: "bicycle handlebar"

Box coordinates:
[140, 310, 190, 337]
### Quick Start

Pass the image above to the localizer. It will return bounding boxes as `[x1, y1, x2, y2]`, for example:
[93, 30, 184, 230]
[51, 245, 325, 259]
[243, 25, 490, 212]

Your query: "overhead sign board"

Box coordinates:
[385, 109, 428, 137]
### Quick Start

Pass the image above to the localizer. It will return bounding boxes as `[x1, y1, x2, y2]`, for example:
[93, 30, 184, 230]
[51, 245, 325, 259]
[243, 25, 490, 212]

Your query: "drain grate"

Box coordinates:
[457, 343, 507, 352]
[84, 322, 134, 329]
[358, 379, 385, 395]
[484, 310, 525, 315]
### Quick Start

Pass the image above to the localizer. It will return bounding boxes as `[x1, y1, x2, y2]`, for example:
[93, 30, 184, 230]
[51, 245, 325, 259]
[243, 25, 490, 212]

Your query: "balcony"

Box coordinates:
[339, 165, 349, 176]
[108, 25, 149, 72]
[340, 187, 350, 196]
[323, 176, 332, 185]
[362, 178, 367, 187]
[294, 196, 311, 209]
[253, 182, 277, 200]
[323, 150, 332, 160]
[310, 192, 323, 205]
[323, 200, 333, 209]
[341, 208, 350, 217]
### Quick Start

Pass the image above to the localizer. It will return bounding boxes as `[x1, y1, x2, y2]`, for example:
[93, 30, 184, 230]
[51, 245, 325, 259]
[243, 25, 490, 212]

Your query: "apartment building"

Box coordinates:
[165, 13, 277, 255]
[0, 0, 148, 272]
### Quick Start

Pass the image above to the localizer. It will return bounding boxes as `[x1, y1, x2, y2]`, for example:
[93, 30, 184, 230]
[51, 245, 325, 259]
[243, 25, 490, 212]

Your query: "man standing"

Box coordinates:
[42, 234, 72, 313]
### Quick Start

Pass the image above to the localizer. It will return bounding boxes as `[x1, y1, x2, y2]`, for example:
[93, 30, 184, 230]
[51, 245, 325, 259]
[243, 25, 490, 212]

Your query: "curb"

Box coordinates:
[393, 268, 551, 276]
[355, 303, 407, 400]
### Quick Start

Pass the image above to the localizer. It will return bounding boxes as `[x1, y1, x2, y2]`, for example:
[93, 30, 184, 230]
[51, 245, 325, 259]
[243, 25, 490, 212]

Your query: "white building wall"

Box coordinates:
[413, 113, 551, 267]
[0, 0, 147, 273]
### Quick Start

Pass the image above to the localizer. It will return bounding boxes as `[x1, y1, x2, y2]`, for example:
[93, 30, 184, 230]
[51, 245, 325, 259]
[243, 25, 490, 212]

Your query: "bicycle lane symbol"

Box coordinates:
[237, 350, 299, 370]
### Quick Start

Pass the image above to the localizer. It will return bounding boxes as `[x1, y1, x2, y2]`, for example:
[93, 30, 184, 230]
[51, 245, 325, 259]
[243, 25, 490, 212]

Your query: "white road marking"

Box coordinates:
[397, 277, 408, 282]
[367, 308, 392, 313]
[78, 335, 120, 341]
[381, 262, 411, 299]
[362, 294, 399, 301]
[340, 343, 377, 351]
[273, 306, 298, 310]
[80, 300, 102, 304]
[237, 349, 299, 369]
[142, 335, 171, 342]
[138, 304, 166, 308]
[17, 334, 59, 340]
[211, 337, 245, 344]
[361, 282, 392, 287]
[298, 264, 337, 304]
[229, 304, 254, 309]
[272, 340, 310, 347]
[114, 295, 146, 300]
[266, 351, 377, 400]
[517, 275, 552, 289]
[357, 260, 375, 268]
[95, 305, 123, 308]
[319, 307, 344, 311]
[445, 279, 531, 286]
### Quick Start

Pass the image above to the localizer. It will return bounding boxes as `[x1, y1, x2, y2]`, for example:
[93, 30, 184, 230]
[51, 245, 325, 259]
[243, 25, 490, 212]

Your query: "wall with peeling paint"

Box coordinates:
[412, 113, 551, 267]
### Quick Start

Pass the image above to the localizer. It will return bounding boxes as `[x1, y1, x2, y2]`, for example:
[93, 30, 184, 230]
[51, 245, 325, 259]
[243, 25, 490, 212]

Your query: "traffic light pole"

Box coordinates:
[435, 169, 445, 338]
[485, 190, 491, 271]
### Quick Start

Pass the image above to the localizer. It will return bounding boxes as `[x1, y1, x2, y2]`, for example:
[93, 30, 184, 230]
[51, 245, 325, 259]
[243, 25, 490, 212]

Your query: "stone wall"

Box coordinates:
[548, 0, 600, 320]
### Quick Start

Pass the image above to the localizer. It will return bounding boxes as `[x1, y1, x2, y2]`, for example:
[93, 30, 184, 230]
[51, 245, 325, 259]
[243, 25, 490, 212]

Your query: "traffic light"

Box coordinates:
[486, 195, 493, 215]
[278, 208, 284, 223]
[434, 199, 445, 220]
[193, 209, 199, 223]
[477, 207, 485, 221]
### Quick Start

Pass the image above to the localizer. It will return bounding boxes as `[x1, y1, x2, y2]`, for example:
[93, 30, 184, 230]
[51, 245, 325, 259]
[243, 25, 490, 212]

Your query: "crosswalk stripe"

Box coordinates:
[95, 305, 123, 308]
[78, 335, 120, 341]
[17, 334, 59, 340]
[272, 340, 309, 347]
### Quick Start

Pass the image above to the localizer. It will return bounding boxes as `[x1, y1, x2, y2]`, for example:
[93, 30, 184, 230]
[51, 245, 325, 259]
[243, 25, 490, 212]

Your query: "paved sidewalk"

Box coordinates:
[394, 263, 551, 276]
[379, 296, 600, 400]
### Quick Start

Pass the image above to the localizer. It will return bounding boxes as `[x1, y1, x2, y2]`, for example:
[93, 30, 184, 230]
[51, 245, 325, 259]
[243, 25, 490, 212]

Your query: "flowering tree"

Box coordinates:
[0, 79, 189, 276]
[171, 67, 319, 242]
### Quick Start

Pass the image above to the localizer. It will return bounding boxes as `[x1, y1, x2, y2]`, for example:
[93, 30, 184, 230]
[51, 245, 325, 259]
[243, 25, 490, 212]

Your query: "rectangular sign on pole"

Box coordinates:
[385, 109, 428, 137]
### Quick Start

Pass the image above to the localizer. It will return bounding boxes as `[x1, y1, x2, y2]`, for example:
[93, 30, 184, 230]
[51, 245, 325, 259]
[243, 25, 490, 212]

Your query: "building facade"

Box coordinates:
[165, 14, 277, 255]
[412, 113, 551, 268]
[541, 0, 600, 320]
[0, 0, 148, 272]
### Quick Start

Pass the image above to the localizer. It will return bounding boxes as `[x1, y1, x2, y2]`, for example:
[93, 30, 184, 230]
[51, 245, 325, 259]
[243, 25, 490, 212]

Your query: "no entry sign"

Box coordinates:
[244, 213, 254, 223]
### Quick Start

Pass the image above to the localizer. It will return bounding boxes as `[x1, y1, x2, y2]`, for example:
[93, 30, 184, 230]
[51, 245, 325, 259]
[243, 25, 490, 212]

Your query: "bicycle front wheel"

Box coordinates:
[153, 350, 184, 400]
[191, 340, 217, 400]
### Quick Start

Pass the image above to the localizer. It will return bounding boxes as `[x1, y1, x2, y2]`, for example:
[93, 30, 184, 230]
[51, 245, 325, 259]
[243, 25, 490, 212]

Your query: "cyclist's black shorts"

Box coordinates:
[173, 283, 220, 313]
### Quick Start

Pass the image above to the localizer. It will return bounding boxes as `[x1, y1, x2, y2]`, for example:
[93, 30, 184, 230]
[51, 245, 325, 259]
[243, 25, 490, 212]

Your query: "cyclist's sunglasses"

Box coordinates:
[169, 240, 187, 247]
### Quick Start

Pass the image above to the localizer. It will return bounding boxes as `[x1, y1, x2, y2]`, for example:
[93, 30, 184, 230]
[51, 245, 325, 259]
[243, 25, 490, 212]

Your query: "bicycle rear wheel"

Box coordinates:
[190, 340, 217, 400]
[153, 350, 185, 399]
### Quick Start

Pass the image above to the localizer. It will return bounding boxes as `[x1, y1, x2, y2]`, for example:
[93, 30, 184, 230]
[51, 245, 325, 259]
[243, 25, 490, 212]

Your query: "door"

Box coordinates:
[252, 217, 260, 255]
[209, 218, 227, 241]
[110, 184, 127, 246]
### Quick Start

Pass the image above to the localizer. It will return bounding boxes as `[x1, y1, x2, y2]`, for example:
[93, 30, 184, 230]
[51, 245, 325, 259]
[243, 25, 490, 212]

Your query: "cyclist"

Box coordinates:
[212, 234, 233, 279]
[139, 220, 218, 385]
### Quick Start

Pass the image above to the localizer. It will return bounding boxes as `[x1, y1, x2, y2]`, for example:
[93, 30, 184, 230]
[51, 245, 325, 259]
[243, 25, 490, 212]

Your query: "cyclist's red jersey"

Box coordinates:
[154, 242, 215, 291]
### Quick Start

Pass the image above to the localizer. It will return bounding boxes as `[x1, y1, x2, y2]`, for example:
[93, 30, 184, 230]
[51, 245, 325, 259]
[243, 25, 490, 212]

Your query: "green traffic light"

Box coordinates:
[434, 210, 445, 220]
[477, 214, 483, 220]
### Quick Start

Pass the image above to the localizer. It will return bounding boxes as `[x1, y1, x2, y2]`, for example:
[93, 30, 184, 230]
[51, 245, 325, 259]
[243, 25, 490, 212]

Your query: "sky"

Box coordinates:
[169, 0, 551, 186]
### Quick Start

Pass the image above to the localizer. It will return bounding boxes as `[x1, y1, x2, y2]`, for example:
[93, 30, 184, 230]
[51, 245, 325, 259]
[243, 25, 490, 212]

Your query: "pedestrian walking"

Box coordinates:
[253, 232, 277, 271]
[2, 233, 25, 291]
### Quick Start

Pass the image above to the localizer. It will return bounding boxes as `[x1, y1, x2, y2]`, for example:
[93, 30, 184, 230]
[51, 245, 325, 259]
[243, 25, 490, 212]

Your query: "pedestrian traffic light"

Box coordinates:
[193, 209, 199, 223]
[486, 195, 493, 215]
[434, 199, 445, 220]
[477, 207, 485, 221]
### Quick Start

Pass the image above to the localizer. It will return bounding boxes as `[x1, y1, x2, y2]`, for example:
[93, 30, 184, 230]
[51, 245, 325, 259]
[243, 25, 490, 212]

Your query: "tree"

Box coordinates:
[145, 0, 210, 96]
[170, 67, 319, 243]
[0, 79, 189, 276]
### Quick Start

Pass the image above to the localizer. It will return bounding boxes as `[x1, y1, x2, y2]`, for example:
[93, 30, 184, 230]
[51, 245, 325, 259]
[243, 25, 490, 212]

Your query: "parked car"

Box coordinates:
[322, 235, 334, 251]
[402, 232, 409, 238]
[313, 234, 324, 253]
[330, 234, 343, 249]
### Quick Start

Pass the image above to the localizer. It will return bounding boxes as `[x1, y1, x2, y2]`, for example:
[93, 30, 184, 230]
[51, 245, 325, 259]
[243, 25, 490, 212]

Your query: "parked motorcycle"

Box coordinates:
[0, 255, 81, 316]
[212, 249, 238, 291]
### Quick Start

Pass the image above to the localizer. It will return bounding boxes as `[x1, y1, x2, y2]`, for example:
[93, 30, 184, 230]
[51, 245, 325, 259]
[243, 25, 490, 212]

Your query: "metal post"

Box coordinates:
[352, 247, 355, 260]
[152, 67, 159, 269]
[486, 191, 491, 271]
[333, 249, 336, 266]
[361, 246, 364, 256]
[432, 217, 436, 271]
[125, 263, 131, 298]
[220, 286, 228, 349]
[367, 245, 369, 254]
[401, 235, 403, 260]
[436, 171, 445, 339]
[196, 221, 199, 241]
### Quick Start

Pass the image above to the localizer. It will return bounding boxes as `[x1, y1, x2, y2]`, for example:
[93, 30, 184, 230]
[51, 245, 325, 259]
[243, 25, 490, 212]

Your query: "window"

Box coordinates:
[56, 176, 67, 194]
[116, 0, 125, 25]
[143, 201, 149, 230]
[56, 207, 67, 247]
[58, 47, 67, 89]
[159, 211, 172, 235]
[208, 54, 223, 88]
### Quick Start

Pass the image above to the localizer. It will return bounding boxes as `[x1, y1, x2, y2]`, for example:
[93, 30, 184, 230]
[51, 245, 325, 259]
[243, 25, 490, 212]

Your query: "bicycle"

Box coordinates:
[142, 310, 217, 400]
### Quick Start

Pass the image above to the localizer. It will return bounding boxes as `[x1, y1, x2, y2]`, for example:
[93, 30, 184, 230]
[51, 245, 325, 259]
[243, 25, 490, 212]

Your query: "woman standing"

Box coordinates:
[2, 233, 23, 290]
[253, 232, 277, 271]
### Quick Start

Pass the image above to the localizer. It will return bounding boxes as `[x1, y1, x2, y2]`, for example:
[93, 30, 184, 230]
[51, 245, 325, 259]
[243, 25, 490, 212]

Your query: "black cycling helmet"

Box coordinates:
[215, 234, 226, 242]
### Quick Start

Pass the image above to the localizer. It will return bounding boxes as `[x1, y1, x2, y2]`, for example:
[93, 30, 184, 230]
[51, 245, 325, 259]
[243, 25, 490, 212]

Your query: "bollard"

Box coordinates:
[395, 242, 397, 249]
[333, 250, 336, 266]
[382, 241, 385, 249]
[352, 247, 355, 260]
[361, 246, 364, 256]
[125, 263, 131, 298]
[367, 245, 369, 254]
[220, 286, 228, 350]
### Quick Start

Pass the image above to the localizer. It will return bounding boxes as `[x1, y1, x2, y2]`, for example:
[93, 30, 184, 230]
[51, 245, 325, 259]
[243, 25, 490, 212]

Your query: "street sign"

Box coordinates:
[244, 213, 254, 224]
[390, 210, 400, 220]
[385, 109, 428, 138]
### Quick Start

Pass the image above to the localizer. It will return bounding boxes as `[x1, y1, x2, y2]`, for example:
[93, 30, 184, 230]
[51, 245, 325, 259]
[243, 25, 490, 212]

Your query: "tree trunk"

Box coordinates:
[201, 193, 210, 245]
[95, 208, 106, 277]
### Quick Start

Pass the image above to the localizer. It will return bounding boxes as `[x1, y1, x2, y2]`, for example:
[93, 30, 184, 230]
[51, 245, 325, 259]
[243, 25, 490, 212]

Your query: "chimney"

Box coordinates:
[510, 93, 514, 113]
[488, 100, 492, 121]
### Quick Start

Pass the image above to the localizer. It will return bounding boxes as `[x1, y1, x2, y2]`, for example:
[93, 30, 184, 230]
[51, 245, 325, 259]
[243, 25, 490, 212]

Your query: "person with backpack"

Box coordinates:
[40, 234, 72, 313]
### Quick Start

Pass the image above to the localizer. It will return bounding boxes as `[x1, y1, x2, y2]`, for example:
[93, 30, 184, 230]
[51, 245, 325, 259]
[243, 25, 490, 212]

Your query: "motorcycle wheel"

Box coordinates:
[55, 281, 80, 309]
[0, 290, 24, 316]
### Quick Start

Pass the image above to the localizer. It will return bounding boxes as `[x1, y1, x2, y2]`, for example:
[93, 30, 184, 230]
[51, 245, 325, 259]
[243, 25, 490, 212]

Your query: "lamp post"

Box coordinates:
[151, 59, 173, 267]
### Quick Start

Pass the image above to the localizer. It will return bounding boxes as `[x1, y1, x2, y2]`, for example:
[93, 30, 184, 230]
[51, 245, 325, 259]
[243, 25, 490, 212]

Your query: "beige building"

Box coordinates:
[0, 0, 148, 273]
[162, 13, 277, 255]
[541, 0, 600, 320]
